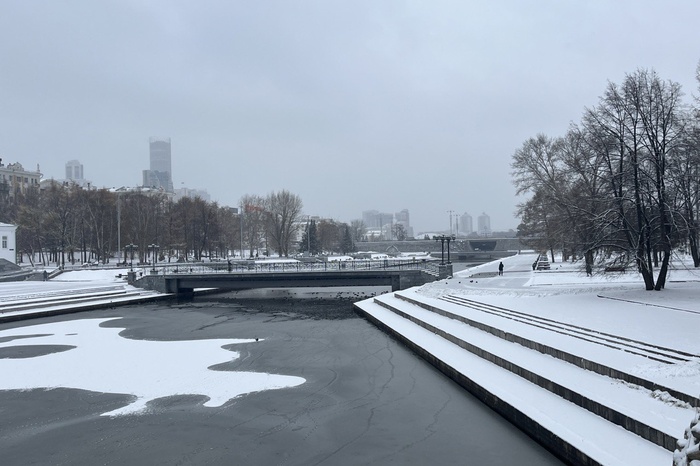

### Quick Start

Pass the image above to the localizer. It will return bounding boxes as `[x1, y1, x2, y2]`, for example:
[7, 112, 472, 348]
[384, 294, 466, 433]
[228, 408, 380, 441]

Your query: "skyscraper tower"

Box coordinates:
[394, 209, 413, 239]
[143, 137, 173, 192]
[477, 212, 491, 237]
[395, 209, 410, 229]
[460, 212, 473, 235]
[65, 160, 84, 182]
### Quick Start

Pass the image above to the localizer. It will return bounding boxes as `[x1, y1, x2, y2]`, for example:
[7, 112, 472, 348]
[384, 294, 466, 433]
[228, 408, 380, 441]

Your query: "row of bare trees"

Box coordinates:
[239, 190, 304, 258]
[0, 183, 306, 266]
[512, 66, 700, 290]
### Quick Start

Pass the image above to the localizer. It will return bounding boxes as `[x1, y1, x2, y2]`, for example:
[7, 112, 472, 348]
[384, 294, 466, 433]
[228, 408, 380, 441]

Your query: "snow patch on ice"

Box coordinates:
[0, 318, 305, 416]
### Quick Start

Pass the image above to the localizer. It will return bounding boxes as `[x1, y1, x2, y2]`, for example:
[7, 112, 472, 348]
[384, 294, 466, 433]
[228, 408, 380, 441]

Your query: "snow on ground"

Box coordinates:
[419, 253, 700, 392]
[52, 268, 134, 282]
[422, 253, 700, 347]
[0, 268, 147, 308]
[0, 268, 133, 295]
[348, 252, 700, 465]
[3, 253, 700, 462]
[358, 294, 674, 465]
[0, 317, 305, 416]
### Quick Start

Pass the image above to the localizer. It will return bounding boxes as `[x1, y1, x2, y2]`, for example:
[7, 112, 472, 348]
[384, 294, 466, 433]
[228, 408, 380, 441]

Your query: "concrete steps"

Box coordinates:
[355, 291, 696, 465]
[0, 287, 163, 323]
[439, 294, 696, 364]
[410, 293, 700, 406]
[0, 286, 131, 310]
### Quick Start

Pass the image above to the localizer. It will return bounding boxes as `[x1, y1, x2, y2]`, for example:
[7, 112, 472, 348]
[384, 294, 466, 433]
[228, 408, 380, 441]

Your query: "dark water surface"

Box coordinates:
[0, 294, 563, 465]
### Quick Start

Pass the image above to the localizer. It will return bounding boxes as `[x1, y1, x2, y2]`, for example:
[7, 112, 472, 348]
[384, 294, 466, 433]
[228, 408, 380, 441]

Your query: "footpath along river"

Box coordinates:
[0, 292, 563, 465]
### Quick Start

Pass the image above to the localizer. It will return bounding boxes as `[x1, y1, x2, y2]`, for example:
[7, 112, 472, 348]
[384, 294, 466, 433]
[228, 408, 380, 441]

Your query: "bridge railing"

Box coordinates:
[149, 258, 440, 275]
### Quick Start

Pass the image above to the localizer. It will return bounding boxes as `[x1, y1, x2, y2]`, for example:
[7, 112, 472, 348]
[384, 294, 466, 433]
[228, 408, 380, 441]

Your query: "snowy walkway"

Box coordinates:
[355, 253, 700, 466]
[0, 269, 166, 323]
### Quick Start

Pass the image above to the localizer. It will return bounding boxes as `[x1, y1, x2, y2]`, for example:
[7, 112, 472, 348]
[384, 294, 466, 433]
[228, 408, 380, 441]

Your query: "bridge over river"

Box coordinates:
[133, 259, 449, 296]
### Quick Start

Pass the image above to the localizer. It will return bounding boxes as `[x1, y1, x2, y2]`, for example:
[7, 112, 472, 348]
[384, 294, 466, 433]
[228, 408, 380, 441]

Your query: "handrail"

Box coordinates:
[150, 258, 440, 276]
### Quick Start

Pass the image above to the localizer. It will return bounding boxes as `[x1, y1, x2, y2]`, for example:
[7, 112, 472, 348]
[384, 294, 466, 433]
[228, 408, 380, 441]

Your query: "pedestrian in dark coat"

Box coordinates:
[498, 262, 504, 276]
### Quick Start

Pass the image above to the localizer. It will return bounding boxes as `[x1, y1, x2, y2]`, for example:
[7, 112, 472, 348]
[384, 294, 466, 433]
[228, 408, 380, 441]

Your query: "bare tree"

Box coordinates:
[240, 194, 266, 258]
[392, 223, 407, 241]
[264, 190, 303, 257]
[41, 183, 75, 267]
[15, 186, 43, 265]
[511, 134, 572, 262]
[668, 126, 700, 266]
[349, 219, 366, 242]
[513, 68, 692, 290]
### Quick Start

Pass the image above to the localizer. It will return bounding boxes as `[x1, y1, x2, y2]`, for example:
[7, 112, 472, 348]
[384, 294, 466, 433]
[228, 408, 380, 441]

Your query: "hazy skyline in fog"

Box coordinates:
[2, 1, 699, 234]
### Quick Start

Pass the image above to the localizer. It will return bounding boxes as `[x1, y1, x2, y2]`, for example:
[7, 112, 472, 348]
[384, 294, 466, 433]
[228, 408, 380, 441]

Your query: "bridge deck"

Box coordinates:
[133, 260, 450, 295]
[162, 270, 428, 294]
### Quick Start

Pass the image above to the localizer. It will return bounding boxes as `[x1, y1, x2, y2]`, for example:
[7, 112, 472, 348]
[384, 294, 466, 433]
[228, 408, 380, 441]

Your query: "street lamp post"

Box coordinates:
[239, 206, 244, 258]
[148, 244, 160, 274]
[117, 193, 121, 265]
[433, 234, 456, 265]
[124, 243, 136, 272]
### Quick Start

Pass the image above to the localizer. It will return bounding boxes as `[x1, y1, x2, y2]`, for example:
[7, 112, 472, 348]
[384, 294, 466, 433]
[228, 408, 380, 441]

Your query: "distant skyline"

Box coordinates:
[2, 1, 699, 233]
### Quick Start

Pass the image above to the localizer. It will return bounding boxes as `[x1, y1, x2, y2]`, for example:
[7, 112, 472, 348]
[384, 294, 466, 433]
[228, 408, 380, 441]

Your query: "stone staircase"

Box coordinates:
[355, 290, 698, 466]
[0, 286, 162, 323]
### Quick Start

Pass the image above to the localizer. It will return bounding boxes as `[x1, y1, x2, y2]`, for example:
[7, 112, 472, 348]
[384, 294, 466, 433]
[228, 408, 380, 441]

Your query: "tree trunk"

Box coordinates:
[688, 228, 700, 267]
[655, 250, 671, 290]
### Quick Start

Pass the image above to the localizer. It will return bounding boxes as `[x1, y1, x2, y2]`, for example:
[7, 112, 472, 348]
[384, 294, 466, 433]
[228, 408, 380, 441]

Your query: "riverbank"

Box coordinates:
[3, 257, 699, 464]
[0, 268, 172, 323]
[355, 253, 700, 465]
[0, 280, 564, 465]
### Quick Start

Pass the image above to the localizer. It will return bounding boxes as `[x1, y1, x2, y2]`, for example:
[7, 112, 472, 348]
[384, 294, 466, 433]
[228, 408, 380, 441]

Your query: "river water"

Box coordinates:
[0, 292, 563, 465]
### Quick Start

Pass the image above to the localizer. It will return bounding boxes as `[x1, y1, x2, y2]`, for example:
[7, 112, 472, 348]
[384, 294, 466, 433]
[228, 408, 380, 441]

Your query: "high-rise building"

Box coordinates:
[362, 210, 393, 229]
[395, 209, 410, 227]
[394, 209, 413, 238]
[143, 137, 173, 192]
[477, 212, 491, 237]
[459, 212, 473, 235]
[362, 210, 378, 228]
[65, 160, 84, 182]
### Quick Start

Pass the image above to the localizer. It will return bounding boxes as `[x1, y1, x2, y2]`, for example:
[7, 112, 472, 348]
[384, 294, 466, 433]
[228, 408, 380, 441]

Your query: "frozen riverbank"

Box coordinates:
[356, 253, 700, 465]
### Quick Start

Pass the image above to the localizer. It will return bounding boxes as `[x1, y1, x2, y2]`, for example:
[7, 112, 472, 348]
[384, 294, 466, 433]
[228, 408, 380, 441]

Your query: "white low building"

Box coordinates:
[0, 223, 17, 263]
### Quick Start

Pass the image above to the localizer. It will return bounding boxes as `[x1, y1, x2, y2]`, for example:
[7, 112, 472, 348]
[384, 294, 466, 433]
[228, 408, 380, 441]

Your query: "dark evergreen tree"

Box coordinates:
[299, 220, 319, 254]
[341, 224, 355, 254]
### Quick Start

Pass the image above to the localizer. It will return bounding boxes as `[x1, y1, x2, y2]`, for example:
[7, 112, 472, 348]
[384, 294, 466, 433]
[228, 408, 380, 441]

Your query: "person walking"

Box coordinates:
[498, 262, 504, 276]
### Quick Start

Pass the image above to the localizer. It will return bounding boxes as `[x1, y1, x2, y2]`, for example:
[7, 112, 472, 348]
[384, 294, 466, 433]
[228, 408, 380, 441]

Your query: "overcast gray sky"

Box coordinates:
[1, 1, 699, 234]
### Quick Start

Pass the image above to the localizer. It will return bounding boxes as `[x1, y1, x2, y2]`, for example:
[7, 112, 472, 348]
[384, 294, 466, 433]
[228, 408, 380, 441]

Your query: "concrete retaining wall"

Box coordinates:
[134, 273, 168, 293]
[357, 305, 603, 466]
[375, 299, 677, 451]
